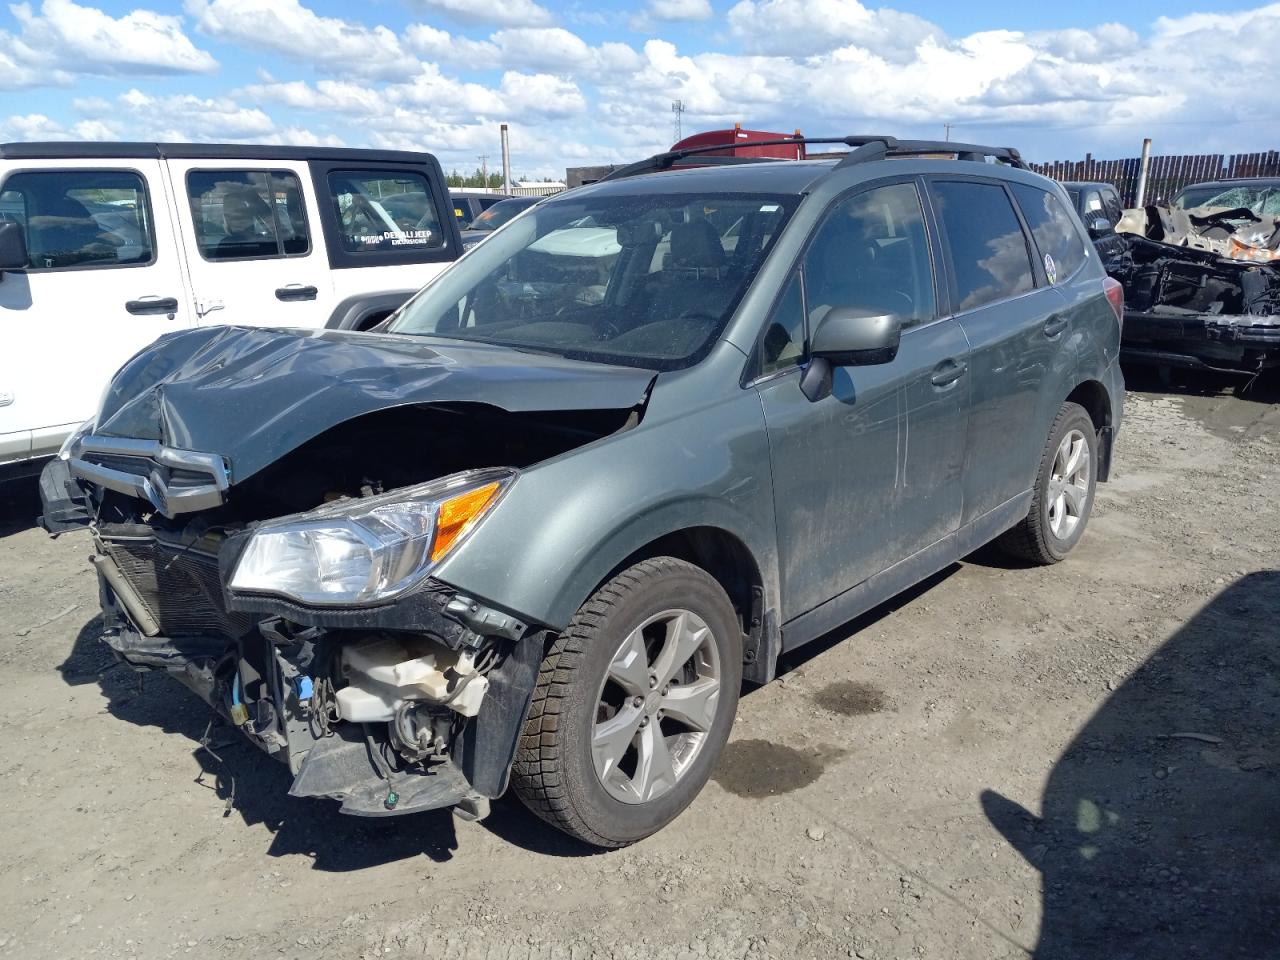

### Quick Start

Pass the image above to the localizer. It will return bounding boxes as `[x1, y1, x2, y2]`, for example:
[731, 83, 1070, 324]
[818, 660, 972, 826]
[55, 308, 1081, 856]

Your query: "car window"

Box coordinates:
[187, 170, 309, 262]
[1174, 184, 1275, 214]
[389, 191, 799, 371]
[0, 169, 155, 271]
[1083, 190, 1104, 214]
[802, 181, 935, 330]
[453, 200, 477, 229]
[932, 180, 1035, 311]
[1100, 188, 1124, 224]
[328, 170, 444, 254]
[757, 272, 805, 378]
[470, 198, 536, 232]
[1011, 184, 1088, 284]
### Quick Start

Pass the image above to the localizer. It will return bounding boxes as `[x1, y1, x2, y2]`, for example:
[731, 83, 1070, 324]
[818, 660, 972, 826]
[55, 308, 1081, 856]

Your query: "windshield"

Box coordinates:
[1173, 184, 1280, 216]
[470, 197, 537, 232]
[389, 191, 798, 369]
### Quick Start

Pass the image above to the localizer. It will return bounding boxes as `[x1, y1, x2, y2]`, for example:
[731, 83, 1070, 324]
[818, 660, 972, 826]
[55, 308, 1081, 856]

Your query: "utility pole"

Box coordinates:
[943, 123, 954, 142]
[1135, 137, 1153, 207]
[500, 124, 512, 194]
[477, 153, 489, 189]
[671, 100, 685, 143]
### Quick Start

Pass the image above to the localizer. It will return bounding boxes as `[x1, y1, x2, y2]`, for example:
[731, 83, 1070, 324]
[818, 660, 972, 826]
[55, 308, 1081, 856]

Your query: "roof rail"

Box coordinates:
[598, 134, 1027, 183]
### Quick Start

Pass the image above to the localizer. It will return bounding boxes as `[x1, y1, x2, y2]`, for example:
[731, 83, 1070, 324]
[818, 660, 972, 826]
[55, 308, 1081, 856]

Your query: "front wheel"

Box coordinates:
[511, 558, 742, 847]
[998, 401, 1098, 564]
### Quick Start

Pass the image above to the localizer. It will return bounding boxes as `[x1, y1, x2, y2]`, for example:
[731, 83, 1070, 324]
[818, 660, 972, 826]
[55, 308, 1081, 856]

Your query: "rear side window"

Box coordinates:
[932, 181, 1034, 311]
[0, 169, 155, 271]
[1011, 184, 1088, 283]
[187, 170, 309, 262]
[329, 170, 444, 254]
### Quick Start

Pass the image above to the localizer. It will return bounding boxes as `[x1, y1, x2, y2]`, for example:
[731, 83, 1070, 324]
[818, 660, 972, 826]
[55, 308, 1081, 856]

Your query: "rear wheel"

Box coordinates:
[511, 558, 742, 847]
[998, 402, 1098, 564]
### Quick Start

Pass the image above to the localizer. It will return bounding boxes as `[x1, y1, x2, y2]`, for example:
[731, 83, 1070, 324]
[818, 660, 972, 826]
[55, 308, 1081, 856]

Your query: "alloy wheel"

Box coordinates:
[591, 609, 722, 804]
[1046, 428, 1090, 539]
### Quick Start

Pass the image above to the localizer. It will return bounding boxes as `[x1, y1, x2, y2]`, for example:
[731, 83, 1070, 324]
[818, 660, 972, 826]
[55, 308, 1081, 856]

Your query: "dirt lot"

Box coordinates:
[1, 373, 1277, 960]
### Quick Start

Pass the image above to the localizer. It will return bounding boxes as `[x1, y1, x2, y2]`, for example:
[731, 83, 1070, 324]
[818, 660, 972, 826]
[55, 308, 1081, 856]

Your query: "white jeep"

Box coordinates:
[0, 142, 462, 479]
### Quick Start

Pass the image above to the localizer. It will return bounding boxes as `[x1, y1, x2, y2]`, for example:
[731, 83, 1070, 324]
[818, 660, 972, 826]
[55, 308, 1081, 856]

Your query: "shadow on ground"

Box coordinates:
[58, 616, 595, 868]
[0, 476, 40, 537]
[982, 571, 1280, 958]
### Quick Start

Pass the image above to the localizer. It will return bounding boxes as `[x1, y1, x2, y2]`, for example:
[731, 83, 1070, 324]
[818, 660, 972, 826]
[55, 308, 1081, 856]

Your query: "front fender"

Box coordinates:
[431, 384, 778, 630]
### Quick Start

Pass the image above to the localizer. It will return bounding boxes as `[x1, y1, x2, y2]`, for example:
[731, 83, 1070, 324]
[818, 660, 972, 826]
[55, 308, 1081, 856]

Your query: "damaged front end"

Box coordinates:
[1118, 204, 1280, 263]
[1112, 235, 1280, 375]
[39, 324, 653, 820]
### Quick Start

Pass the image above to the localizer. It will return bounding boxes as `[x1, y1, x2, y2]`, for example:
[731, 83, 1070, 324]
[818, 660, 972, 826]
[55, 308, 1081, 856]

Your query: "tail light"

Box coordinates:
[1102, 277, 1124, 330]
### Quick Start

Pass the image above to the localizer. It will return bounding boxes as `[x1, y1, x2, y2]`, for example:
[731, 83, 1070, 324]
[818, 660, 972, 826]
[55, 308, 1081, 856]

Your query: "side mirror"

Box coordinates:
[0, 221, 27, 277]
[811, 308, 902, 366]
[1088, 217, 1113, 238]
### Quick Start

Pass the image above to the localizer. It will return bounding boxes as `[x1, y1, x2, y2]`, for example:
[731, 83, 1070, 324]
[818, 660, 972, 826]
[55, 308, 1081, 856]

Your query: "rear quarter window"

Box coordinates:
[1011, 183, 1089, 283]
[931, 180, 1035, 312]
[327, 170, 444, 254]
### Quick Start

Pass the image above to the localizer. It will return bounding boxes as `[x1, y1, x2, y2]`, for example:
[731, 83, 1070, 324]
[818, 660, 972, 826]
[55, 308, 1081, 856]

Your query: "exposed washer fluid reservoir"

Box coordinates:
[336, 635, 489, 721]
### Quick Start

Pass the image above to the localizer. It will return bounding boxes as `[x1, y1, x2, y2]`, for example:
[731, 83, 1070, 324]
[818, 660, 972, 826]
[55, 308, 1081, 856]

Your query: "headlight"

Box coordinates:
[228, 468, 513, 606]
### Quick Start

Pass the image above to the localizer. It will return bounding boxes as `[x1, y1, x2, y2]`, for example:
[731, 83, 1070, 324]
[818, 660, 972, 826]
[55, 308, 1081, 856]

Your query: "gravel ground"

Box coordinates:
[0, 373, 1277, 960]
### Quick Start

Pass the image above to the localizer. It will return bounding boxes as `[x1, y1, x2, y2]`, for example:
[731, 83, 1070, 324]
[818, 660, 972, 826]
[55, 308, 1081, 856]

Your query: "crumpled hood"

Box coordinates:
[95, 325, 655, 482]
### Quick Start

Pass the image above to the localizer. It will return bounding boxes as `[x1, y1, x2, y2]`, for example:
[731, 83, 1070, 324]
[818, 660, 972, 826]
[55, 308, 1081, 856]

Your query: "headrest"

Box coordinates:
[670, 219, 725, 268]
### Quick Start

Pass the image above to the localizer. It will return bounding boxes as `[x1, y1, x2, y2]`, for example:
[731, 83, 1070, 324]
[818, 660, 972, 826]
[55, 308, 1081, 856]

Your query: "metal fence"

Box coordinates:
[1028, 151, 1280, 207]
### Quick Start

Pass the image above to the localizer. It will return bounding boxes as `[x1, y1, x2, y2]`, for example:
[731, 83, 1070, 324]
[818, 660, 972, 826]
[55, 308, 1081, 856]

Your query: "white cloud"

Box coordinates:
[407, 0, 553, 28]
[186, 0, 404, 73]
[5, 0, 216, 81]
[647, 0, 713, 21]
[404, 23, 642, 76]
[726, 0, 944, 61]
[116, 88, 277, 140]
[236, 79, 386, 115]
[0, 112, 121, 140]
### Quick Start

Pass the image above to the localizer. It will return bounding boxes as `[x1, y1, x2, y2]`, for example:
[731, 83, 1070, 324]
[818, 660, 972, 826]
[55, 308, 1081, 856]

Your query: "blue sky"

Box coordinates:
[1, 0, 1276, 178]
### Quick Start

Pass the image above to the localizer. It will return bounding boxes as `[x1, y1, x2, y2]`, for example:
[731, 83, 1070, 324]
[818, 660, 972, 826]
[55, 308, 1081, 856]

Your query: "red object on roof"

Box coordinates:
[671, 125, 806, 160]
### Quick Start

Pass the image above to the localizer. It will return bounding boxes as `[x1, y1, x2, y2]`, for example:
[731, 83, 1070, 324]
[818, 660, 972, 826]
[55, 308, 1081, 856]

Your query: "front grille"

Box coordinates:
[104, 538, 255, 639]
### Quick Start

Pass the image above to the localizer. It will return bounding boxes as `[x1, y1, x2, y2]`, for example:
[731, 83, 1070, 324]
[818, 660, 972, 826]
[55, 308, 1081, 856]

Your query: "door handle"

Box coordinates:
[930, 359, 967, 387]
[125, 297, 178, 316]
[1043, 314, 1069, 337]
[276, 285, 318, 302]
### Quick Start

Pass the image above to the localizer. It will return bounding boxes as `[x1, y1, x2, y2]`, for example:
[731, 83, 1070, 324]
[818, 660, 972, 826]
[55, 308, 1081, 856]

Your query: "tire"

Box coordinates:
[511, 557, 743, 848]
[998, 402, 1098, 565]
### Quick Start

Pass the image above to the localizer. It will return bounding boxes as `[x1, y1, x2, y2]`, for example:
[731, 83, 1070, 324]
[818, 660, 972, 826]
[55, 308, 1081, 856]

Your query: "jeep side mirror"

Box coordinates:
[800, 309, 902, 402]
[1088, 217, 1113, 238]
[812, 308, 902, 366]
[0, 221, 28, 278]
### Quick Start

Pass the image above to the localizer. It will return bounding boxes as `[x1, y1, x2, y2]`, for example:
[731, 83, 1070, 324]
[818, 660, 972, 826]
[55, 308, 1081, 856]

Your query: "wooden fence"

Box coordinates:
[1028, 151, 1280, 206]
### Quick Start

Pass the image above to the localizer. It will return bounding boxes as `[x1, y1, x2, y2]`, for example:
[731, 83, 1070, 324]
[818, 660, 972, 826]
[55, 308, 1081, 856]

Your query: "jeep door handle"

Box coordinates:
[1043, 314, 1069, 337]
[930, 359, 967, 387]
[125, 297, 178, 316]
[275, 285, 318, 302]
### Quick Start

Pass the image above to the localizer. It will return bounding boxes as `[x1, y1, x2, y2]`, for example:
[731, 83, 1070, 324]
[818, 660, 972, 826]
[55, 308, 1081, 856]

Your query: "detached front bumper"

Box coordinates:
[1121, 309, 1280, 374]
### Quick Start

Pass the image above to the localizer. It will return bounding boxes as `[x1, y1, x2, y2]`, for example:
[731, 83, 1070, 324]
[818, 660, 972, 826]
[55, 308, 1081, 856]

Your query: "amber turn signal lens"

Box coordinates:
[430, 481, 502, 562]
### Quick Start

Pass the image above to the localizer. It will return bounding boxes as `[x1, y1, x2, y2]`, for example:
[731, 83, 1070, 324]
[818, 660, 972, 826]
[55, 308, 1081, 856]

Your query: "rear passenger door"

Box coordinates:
[755, 179, 969, 622]
[927, 177, 1076, 529]
[167, 159, 335, 328]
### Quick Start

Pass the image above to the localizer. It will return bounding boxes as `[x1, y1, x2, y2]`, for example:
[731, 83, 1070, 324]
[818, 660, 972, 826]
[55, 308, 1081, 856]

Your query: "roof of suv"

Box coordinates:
[568, 134, 1032, 200]
[0, 141, 436, 164]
